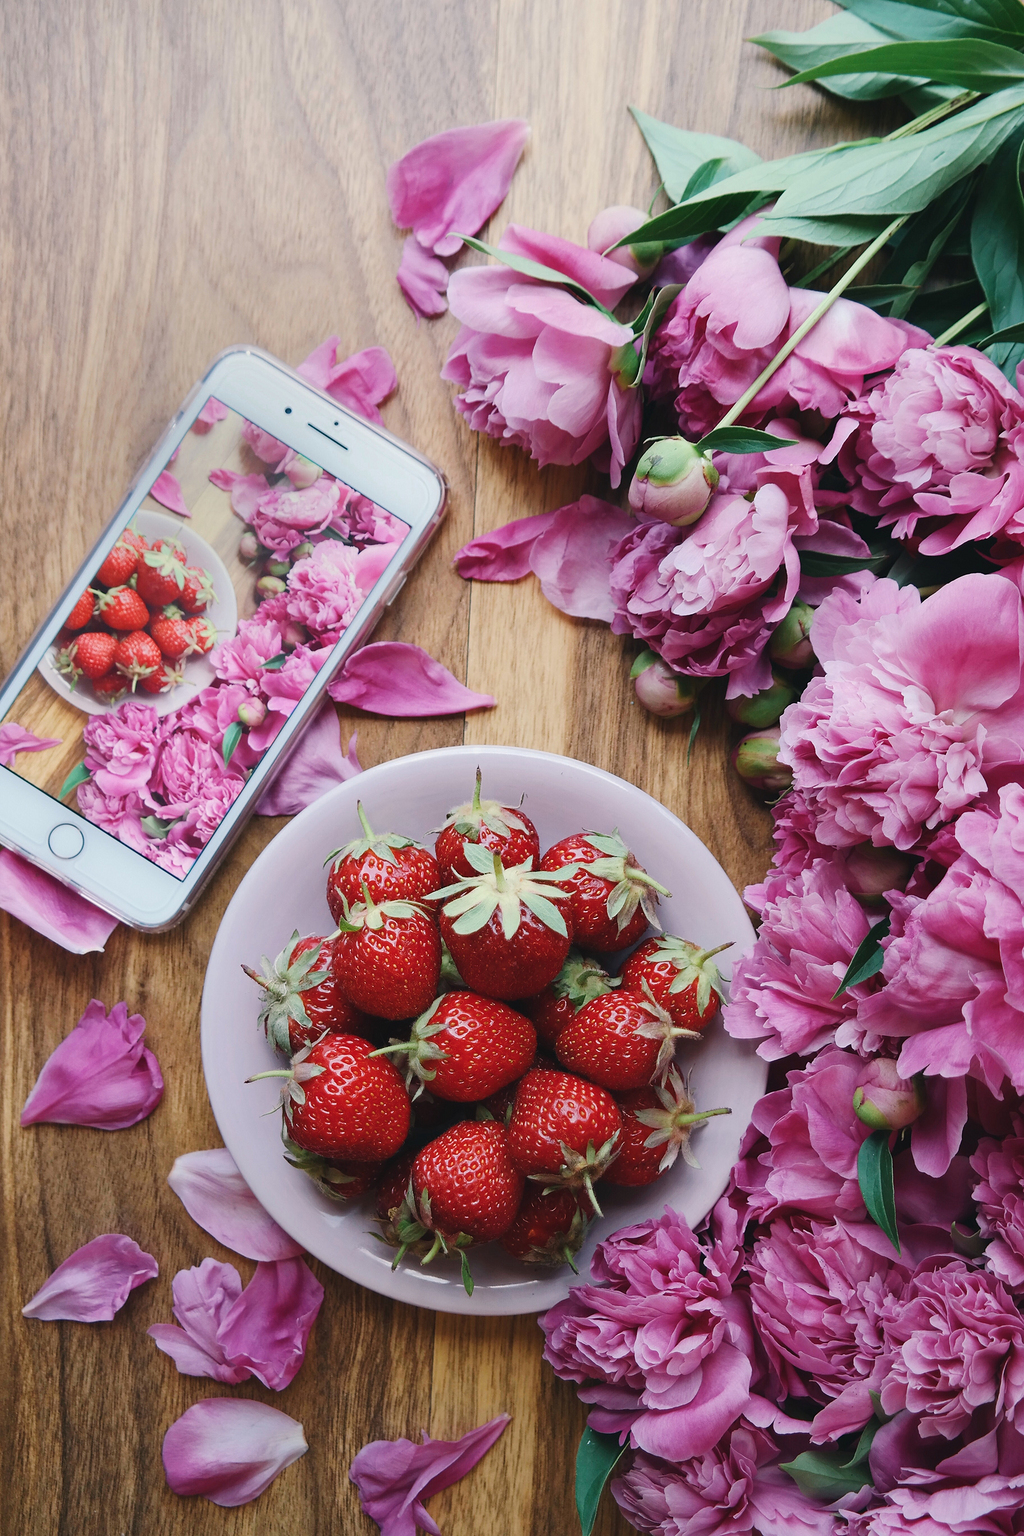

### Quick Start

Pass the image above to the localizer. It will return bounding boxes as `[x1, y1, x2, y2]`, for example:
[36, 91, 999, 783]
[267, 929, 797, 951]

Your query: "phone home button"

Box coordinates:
[48, 823, 85, 859]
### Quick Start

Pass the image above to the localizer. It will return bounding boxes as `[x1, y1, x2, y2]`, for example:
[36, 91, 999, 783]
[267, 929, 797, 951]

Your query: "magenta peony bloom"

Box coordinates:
[442, 224, 640, 485]
[350, 1414, 510, 1536]
[972, 1119, 1024, 1287]
[250, 479, 343, 556]
[779, 573, 1024, 851]
[396, 235, 449, 319]
[387, 118, 529, 256]
[22, 1233, 158, 1321]
[74, 780, 155, 857]
[281, 541, 362, 645]
[21, 999, 163, 1130]
[146, 731, 246, 850]
[212, 617, 287, 689]
[842, 345, 1024, 555]
[162, 1398, 307, 1507]
[82, 700, 164, 798]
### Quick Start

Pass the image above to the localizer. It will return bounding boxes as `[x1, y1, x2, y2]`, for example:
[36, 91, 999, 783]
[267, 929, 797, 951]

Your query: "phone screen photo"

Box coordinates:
[0, 396, 412, 885]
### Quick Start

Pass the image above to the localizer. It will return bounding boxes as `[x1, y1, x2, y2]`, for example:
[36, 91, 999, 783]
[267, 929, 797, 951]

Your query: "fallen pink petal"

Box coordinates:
[0, 848, 118, 954]
[21, 999, 163, 1130]
[387, 119, 529, 256]
[192, 397, 230, 433]
[255, 705, 362, 817]
[296, 338, 398, 424]
[162, 1398, 308, 1507]
[147, 1258, 251, 1383]
[397, 236, 450, 320]
[150, 470, 191, 517]
[22, 1233, 158, 1322]
[208, 468, 270, 522]
[215, 1257, 324, 1391]
[329, 642, 495, 716]
[350, 1413, 511, 1536]
[528, 496, 635, 621]
[167, 1148, 305, 1261]
[0, 723, 61, 768]
[454, 511, 558, 581]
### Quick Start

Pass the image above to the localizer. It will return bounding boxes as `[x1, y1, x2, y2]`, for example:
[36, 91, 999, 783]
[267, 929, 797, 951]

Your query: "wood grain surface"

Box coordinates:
[0, 3, 873, 1531]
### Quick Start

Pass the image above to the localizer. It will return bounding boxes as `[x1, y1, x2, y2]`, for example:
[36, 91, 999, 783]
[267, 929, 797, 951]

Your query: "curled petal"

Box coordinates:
[350, 1414, 510, 1536]
[329, 642, 494, 716]
[0, 849, 118, 953]
[208, 469, 270, 522]
[150, 471, 191, 517]
[21, 999, 163, 1130]
[453, 511, 558, 581]
[216, 1258, 324, 1390]
[148, 1258, 251, 1383]
[256, 704, 362, 817]
[0, 723, 61, 768]
[397, 237, 449, 320]
[162, 1399, 308, 1507]
[296, 339, 397, 425]
[387, 119, 529, 257]
[528, 496, 635, 621]
[23, 1233, 158, 1321]
[167, 1148, 305, 1261]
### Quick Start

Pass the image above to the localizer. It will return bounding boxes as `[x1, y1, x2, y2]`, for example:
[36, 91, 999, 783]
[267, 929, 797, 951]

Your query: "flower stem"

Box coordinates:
[715, 214, 907, 430]
[933, 300, 989, 348]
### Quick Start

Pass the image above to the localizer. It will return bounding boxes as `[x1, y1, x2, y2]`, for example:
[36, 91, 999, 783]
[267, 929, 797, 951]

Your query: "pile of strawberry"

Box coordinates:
[54, 528, 216, 704]
[244, 772, 732, 1295]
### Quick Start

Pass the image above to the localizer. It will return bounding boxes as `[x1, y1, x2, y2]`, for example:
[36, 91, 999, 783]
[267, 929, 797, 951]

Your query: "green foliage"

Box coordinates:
[781, 1419, 878, 1501]
[835, 914, 892, 994]
[629, 108, 760, 203]
[858, 1129, 901, 1252]
[972, 125, 1024, 376]
[575, 1428, 625, 1536]
[782, 39, 1024, 95]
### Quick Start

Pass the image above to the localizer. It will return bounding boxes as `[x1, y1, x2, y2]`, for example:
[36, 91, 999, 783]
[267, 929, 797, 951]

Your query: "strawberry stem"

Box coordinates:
[421, 1233, 444, 1265]
[696, 941, 734, 964]
[244, 1069, 294, 1082]
[472, 766, 482, 814]
[677, 1106, 732, 1126]
[582, 1172, 603, 1219]
[626, 865, 671, 896]
[357, 801, 374, 839]
[492, 852, 507, 893]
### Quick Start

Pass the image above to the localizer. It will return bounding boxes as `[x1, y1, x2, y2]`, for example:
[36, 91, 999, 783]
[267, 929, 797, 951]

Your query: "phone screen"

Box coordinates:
[0, 399, 410, 879]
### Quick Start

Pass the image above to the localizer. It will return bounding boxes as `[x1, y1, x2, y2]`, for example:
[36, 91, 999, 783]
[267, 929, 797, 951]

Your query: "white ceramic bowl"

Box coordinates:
[201, 745, 764, 1316]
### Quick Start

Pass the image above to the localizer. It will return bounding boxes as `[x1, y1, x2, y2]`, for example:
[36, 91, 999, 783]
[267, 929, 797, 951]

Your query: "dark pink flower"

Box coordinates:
[22, 1233, 158, 1321]
[349, 1414, 510, 1536]
[972, 1119, 1024, 1287]
[74, 780, 154, 855]
[387, 118, 529, 256]
[162, 1399, 308, 1507]
[82, 700, 164, 798]
[861, 1414, 1024, 1531]
[251, 479, 343, 555]
[255, 704, 361, 817]
[166, 1148, 304, 1261]
[397, 236, 450, 319]
[0, 723, 60, 767]
[281, 541, 362, 644]
[329, 641, 495, 717]
[21, 999, 162, 1130]
[0, 849, 118, 954]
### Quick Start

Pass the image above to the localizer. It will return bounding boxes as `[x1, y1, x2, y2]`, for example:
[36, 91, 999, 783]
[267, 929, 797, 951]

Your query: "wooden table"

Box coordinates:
[1, 4, 872, 1530]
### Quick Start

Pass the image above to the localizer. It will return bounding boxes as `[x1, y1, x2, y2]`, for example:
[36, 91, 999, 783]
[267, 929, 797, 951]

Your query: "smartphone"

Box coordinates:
[0, 346, 446, 931]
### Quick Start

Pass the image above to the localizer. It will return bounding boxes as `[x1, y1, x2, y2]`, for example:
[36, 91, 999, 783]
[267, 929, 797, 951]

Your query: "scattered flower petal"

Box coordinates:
[529, 496, 636, 622]
[296, 338, 398, 425]
[0, 723, 61, 767]
[20, 999, 163, 1130]
[208, 468, 270, 522]
[329, 642, 495, 716]
[350, 1414, 511, 1536]
[397, 237, 449, 319]
[0, 848, 118, 954]
[22, 1233, 158, 1321]
[256, 705, 362, 817]
[150, 471, 191, 517]
[167, 1148, 305, 1261]
[216, 1258, 324, 1390]
[162, 1398, 308, 1507]
[387, 119, 529, 256]
[148, 1259, 251, 1383]
[193, 397, 230, 434]
[453, 511, 559, 582]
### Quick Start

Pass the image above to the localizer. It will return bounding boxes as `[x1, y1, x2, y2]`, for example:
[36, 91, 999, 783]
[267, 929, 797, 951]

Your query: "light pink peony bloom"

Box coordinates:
[397, 235, 450, 319]
[74, 780, 154, 856]
[0, 848, 118, 953]
[146, 731, 246, 849]
[779, 574, 1024, 851]
[330, 487, 406, 547]
[972, 1118, 1024, 1288]
[22, 1233, 158, 1321]
[150, 470, 191, 517]
[0, 722, 61, 766]
[21, 999, 162, 1130]
[387, 118, 529, 256]
[174, 683, 262, 771]
[350, 1413, 510, 1536]
[82, 700, 164, 798]
[247, 646, 334, 752]
[255, 705, 361, 817]
[212, 617, 287, 688]
[442, 224, 640, 485]
[167, 1148, 304, 1261]
[162, 1398, 308, 1507]
[215, 1257, 323, 1391]
[842, 345, 1024, 554]
[296, 336, 398, 425]
[251, 479, 343, 556]
[329, 641, 495, 716]
[148, 1259, 251, 1384]
[281, 541, 362, 644]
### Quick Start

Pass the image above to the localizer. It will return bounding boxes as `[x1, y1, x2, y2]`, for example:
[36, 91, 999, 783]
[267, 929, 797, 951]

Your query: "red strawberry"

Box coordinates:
[91, 671, 130, 703]
[325, 802, 441, 921]
[539, 829, 669, 952]
[93, 585, 150, 631]
[436, 846, 576, 1000]
[183, 615, 217, 654]
[376, 1152, 417, 1225]
[135, 543, 190, 608]
[243, 930, 368, 1055]
[619, 935, 732, 1031]
[478, 1079, 520, 1124]
[113, 630, 162, 688]
[507, 1067, 621, 1215]
[96, 536, 140, 587]
[65, 590, 95, 630]
[149, 613, 194, 660]
[376, 991, 536, 1102]
[282, 1128, 382, 1202]
[332, 890, 441, 1020]
[605, 1068, 731, 1187]
[122, 528, 150, 556]
[139, 659, 187, 694]
[499, 1186, 590, 1269]
[434, 767, 540, 882]
[522, 949, 620, 1050]
[56, 630, 117, 684]
[248, 1033, 410, 1161]
[555, 986, 699, 1091]
[178, 565, 216, 614]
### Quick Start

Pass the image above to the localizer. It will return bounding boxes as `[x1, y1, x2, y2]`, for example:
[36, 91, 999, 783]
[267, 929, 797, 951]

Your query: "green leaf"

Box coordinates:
[261, 651, 288, 670]
[858, 1129, 901, 1251]
[903, 276, 985, 332]
[835, 913, 892, 995]
[630, 648, 659, 679]
[759, 214, 893, 245]
[222, 722, 243, 765]
[696, 426, 798, 454]
[977, 319, 1024, 342]
[457, 236, 610, 314]
[680, 157, 728, 198]
[780, 1443, 874, 1502]
[628, 284, 683, 386]
[687, 701, 702, 765]
[837, 0, 1024, 45]
[629, 107, 761, 203]
[971, 124, 1024, 378]
[799, 549, 891, 577]
[754, 13, 928, 101]
[59, 762, 90, 799]
[834, 281, 918, 308]
[575, 1427, 625, 1536]
[781, 39, 1024, 95]
[894, 0, 1024, 38]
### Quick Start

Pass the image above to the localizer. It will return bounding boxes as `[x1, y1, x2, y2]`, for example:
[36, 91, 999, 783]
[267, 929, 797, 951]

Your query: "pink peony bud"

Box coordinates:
[725, 672, 796, 730]
[628, 438, 718, 527]
[731, 727, 793, 793]
[280, 622, 307, 653]
[238, 530, 260, 563]
[266, 560, 290, 578]
[844, 844, 917, 907]
[256, 576, 287, 599]
[237, 698, 267, 729]
[632, 654, 702, 717]
[769, 601, 815, 668]
[587, 205, 662, 278]
[287, 456, 321, 490]
[290, 542, 315, 563]
[853, 1058, 925, 1131]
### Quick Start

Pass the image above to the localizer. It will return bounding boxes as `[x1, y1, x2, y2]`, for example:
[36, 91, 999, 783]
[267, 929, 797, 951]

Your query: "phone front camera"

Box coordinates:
[284, 406, 292, 415]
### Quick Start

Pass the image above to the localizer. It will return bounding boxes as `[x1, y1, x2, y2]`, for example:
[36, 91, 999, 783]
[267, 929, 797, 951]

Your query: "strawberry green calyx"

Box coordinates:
[438, 940, 466, 992]
[522, 1202, 589, 1271]
[371, 996, 449, 1094]
[552, 949, 620, 1010]
[281, 1129, 362, 1201]
[651, 937, 733, 1014]
[430, 846, 578, 940]
[323, 801, 421, 872]
[581, 830, 671, 933]
[633, 980, 702, 1078]
[633, 1066, 731, 1172]
[529, 1135, 620, 1218]
[241, 930, 331, 1052]
[390, 1183, 476, 1295]
[244, 1040, 326, 1117]
[141, 543, 188, 590]
[332, 884, 429, 935]
[434, 765, 530, 843]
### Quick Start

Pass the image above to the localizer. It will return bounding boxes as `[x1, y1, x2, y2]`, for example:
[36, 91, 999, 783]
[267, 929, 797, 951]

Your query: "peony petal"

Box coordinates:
[150, 471, 191, 517]
[329, 642, 494, 716]
[22, 1233, 158, 1321]
[453, 511, 559, 581]
[148, 1258, 251, 1384]
[21, 998, 163, 1130]
[162, 1398, 308, 1507]
[387, 119, 529, 257]
[167, 1148, 305, 1261]
[255, 705, 362, 817]
[215, 1258, 324, 1391]
[528, 496, 636, 621]
[193, 397, 230, 432]
[296, 339, 397, 425]
[350, 1414, 510, 1536]
[208, 468, 271, 523]
[0, 849, 118, 954]
[0, 723, 61, 767]
[396, 237, 449, 320]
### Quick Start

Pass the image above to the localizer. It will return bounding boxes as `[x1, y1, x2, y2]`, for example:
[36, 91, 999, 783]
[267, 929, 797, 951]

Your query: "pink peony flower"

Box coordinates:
[20, 999, 163, 1130]
[350, 1414, 511, 1536]
[387, 118, 529, 256]
[74, 779, 155, 856]
[146, 731, 246, 849]
[251, 479, 343, 556]
[442, 224, 640, 486]
[254, 704, 361, 817]
[248, 646, 334, 752]
[22, 1233, 158, 1321]
[330, 487, 406, 547]
[841, 345, 1024, 555]
[860, 1412, 1024, 1531]
[162, 1399, 307, 1507]
[0, 848, 118, 954]
[281, 541, 362, 645]
[778, 574, 1024, 851]
[167, 1148, 304, 1261]
[212, 617, 287, 688]
[396, 235, 450, 319]
[82, 700, 165, 798]
[972, 1118, 1024, 1288]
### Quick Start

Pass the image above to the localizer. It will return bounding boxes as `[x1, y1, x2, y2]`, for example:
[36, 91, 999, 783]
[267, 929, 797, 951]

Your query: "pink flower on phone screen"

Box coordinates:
[251, 480, 343, 556]
[212, 618, 287, 689]
[82, 701, 165, 798]
[147, 732, 246, 848]
[282, 543, 362, 645]
[247, 647, 333, 753]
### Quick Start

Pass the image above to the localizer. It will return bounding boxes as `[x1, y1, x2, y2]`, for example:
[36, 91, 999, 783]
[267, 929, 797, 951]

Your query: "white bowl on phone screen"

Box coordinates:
[200, 745, 764, 1316]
